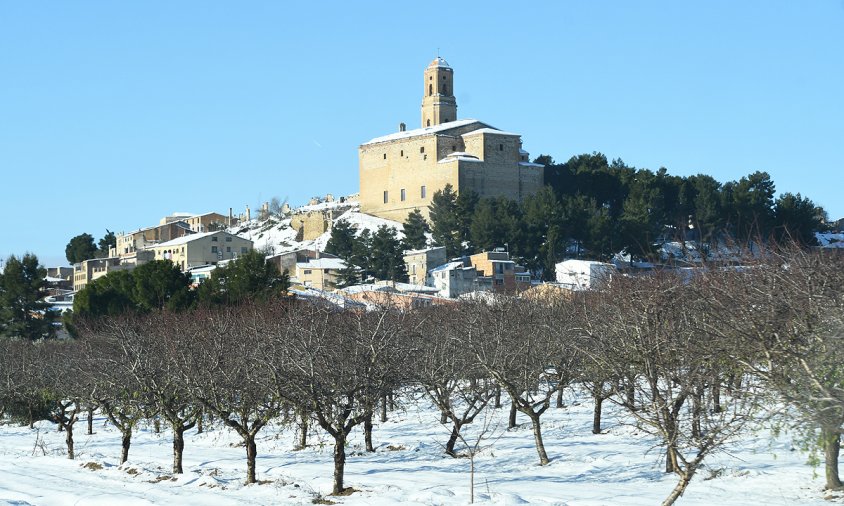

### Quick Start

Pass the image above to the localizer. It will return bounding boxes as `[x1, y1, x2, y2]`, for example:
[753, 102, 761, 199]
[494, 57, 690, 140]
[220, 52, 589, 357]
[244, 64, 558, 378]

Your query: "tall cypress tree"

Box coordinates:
[429, 184, 462, 258]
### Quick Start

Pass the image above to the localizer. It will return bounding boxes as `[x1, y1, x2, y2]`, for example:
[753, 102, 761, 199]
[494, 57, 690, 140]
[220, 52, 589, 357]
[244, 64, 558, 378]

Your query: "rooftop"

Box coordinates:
[428, 56, 450, 68]
[362, 119, 489, 146]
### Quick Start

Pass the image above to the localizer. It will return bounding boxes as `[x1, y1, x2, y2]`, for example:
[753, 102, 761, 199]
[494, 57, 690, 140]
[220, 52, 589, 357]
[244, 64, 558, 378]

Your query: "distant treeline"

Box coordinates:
[403, 152, 827, 279]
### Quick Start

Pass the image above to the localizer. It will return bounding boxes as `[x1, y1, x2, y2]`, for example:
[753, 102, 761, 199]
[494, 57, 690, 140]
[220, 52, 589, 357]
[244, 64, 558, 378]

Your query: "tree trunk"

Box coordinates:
[527, 413, 550, 465]
[445, 423, 460, 457]
[508, 403, 517, 429]
[626, 381, 636, 409]
[494, 385, 501, 408]
[711, 381, 722, 414]
[380, 394, 388, 423]
[196, 412, 203, 434]
[173, 426, 185, 474]
[592, 395, 603, 434]
[297, 412, 308, 450]
[245, 435, 257, 484]
[556, 383, 564, 408]
[364, 413, 375, 452]
[154, 418, 160, 434]
[662, 470, 693, 506]
[332, 432, 347, 494]
[440, 410, 448, 425]
[87, 408, 94, 435]
[823, 426, 843, 490]
[65, 421, 75, 460]
[388, 392, 396, 411]
[470, 452, 475, 504]
[691, 389, 702, 440]
[120, 431, 132, 464]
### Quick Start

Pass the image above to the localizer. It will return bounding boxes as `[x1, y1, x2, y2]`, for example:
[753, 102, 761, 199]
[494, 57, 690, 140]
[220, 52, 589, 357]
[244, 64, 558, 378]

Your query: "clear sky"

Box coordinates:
[2, 1, 842, 267]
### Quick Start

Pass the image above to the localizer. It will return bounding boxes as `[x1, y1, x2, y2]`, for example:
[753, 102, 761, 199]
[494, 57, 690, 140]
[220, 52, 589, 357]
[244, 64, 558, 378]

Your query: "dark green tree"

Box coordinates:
[0, 254, 56, 340]
[773, 193, 824, 246]
[335, 263, 361, 288]
[402, 209, 430, 251]
[198, 250, 290, 305]
[325, 220, 358, 260]
[455, 190, 479, 252]
[369, 226, 407, 282]
[469, 197, 520, 254]
[72, 270, 135, 317]
[350, 229, 374, 281]
[97, 230, 116, 257]
[724, 171, 776, 241]
[132, 260, 193, 312]
[429, 184, 462, 258]
[65, 233, 98, 264]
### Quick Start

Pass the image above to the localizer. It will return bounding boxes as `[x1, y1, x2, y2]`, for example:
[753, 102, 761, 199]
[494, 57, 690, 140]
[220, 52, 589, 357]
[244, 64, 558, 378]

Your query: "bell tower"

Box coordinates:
[421, 57, 457, 128]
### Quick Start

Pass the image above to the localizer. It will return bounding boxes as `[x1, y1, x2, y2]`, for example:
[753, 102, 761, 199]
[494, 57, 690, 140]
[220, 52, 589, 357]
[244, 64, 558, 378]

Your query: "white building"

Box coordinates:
[431, 261, 478, 298]
[554, 260, 616, 290]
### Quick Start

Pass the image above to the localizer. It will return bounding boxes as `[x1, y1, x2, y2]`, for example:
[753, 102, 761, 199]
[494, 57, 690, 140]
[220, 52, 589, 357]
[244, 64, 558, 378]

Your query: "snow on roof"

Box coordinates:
[438, 154, 483, 164]
[461, 127, 521, 137]
[556, 259, 615, 269]
[431, 261, 471, 273]
[339, 283, 394, 294]
[361, 119, 485, 146]
[149, 231, 222, 249]
[387, 282, 440, 293]
[297, 258, 347, 270]
[519, 161, 544, 168]
[404, 246, 446, 256]
[428, 56, 451, 68]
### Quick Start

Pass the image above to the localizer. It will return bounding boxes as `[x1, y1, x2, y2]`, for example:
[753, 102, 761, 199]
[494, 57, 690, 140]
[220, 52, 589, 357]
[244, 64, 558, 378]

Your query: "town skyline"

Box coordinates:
[3, 1, 843, 266]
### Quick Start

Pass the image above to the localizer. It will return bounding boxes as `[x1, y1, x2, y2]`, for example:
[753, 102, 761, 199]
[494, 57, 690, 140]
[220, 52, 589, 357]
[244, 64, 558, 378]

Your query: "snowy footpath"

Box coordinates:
[0, 391, 837, 505]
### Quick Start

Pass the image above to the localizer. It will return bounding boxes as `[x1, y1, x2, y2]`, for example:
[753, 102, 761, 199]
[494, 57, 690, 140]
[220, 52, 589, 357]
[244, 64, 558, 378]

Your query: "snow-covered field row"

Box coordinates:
[0, 390, 836, 505]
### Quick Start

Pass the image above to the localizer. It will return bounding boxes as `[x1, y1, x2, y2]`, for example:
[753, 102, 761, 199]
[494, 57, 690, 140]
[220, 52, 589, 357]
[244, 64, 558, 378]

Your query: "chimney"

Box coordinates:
[399, 122, 406, 132]
[246, 205, 251, 221]
[228, 207, 233, 227]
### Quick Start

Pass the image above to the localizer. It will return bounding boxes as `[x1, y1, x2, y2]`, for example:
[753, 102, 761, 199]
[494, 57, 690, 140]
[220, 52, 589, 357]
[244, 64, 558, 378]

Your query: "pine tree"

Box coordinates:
[0, 254, 56, 340]
[429, 184, 462, 258]
[65, 233, 98, 264]
[369, 226, 407, 282]
[325, 220, 357, 259]
[402, 209, 430, 251]
[98, 230, 116, 257]
[335, 263, 361, 288]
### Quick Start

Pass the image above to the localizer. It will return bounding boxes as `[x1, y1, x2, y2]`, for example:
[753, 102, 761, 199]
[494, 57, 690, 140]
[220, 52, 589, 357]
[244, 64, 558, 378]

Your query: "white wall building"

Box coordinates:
[554, 260, 616, 290]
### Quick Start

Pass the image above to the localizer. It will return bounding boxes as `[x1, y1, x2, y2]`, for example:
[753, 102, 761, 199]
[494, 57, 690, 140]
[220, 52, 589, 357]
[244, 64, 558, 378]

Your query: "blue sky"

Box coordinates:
[2, 1, 842, 267]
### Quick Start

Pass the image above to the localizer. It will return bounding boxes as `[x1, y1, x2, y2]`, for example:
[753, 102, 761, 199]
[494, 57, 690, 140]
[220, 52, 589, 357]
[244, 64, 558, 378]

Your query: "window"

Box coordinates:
[420, 146, 425, 154]
[452, 145, 456, 151]
[212, 236, 218, 242]
[495, 279, 504, 286]
[383, 153, 387, 160]
[401, 188, 406, 201]
[226, 247, 231, 253]
[499, 144, 504, 151]
[421, 185, 427, 198]
[241, 247, 247, 254]
[225, 236, 232, 242]
[426, 119, 430, 127]
[211, 246, 218, 253]
[303, 269, 312, 275]
[383, 190, 388, 204]
[429, 84, 432, 96]
[400, 150, 404, 157]
[443, 84, 448, 95]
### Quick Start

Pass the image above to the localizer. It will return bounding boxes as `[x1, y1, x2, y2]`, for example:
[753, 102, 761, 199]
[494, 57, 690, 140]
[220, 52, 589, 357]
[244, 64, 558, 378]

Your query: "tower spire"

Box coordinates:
[420, 56, 456, 128]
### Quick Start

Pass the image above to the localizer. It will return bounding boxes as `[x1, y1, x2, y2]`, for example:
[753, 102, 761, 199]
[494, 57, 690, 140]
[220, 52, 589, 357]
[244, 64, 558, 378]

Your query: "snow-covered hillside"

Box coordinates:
[230, 200, 403, 256]
[0, 388, 835, 505]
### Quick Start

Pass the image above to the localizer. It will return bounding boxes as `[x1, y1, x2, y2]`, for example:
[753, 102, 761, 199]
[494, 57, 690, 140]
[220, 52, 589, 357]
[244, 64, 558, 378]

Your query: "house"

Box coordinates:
[266, 249, 338, 276]
[403, 246, 447, 286]
[358, 57, 543, 223]
[295, 257, 347, 290]
[555, 260, 616, 290]
[73, 257, 132, 292]
[149, 231, 253, 271]
[431, 260, 478, 299]
[469, 250, 532, 292]
[180, 212, 236, 233]
[112, 220, 194, 260]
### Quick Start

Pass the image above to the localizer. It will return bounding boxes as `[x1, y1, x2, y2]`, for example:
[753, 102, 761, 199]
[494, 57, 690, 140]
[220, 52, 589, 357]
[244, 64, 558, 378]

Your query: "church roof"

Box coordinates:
[361, 119, 491, 146]
[428, 56, 450, 68]
[461, 127, 521, 137]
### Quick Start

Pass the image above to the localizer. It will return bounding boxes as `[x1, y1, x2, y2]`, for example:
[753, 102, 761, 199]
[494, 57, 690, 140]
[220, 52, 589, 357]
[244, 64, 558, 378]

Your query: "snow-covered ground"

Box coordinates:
[0, 389, 836, 505]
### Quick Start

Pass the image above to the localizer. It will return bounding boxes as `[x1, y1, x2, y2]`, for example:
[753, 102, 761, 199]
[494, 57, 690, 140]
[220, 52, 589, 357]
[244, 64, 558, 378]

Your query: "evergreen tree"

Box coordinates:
[350, 229, 374, 281]
[402, 209, 430, 250]
[198, 250, 290, 305]
[0, 254, 55, 340]
[724, 171, 776, 241]
[455, 190, 479, 252]
[132, 260, 194, 312]
[65, 233, 98, 264]
[773, 193, 824, 246]
[98, 230, 117, 257]
[335, 263, 361, 288]
[325, 219, 358, 259]
[429, 184, 462, 258]
[369, 226, 407, 282]
[73, 270, 135, 317]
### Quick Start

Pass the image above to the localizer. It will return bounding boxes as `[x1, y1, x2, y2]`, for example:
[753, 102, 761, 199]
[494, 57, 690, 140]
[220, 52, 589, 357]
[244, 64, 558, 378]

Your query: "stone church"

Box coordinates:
[359, 57, 544, 222]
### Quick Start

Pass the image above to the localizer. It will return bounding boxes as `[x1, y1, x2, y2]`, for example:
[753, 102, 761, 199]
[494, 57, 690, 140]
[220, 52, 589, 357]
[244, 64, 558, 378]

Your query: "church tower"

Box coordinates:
[421, 57, 457, 128]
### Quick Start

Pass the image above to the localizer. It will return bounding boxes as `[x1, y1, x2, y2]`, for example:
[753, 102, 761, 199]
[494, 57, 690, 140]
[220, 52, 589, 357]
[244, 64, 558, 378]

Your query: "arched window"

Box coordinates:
[429, 84, 432, 96]
[427, 119, 431, 127]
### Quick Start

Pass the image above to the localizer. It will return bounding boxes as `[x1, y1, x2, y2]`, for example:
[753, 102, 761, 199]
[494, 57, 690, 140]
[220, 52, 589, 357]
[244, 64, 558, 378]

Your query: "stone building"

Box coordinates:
[359, 57, 544, 222]
[150, 231, 253, 271]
